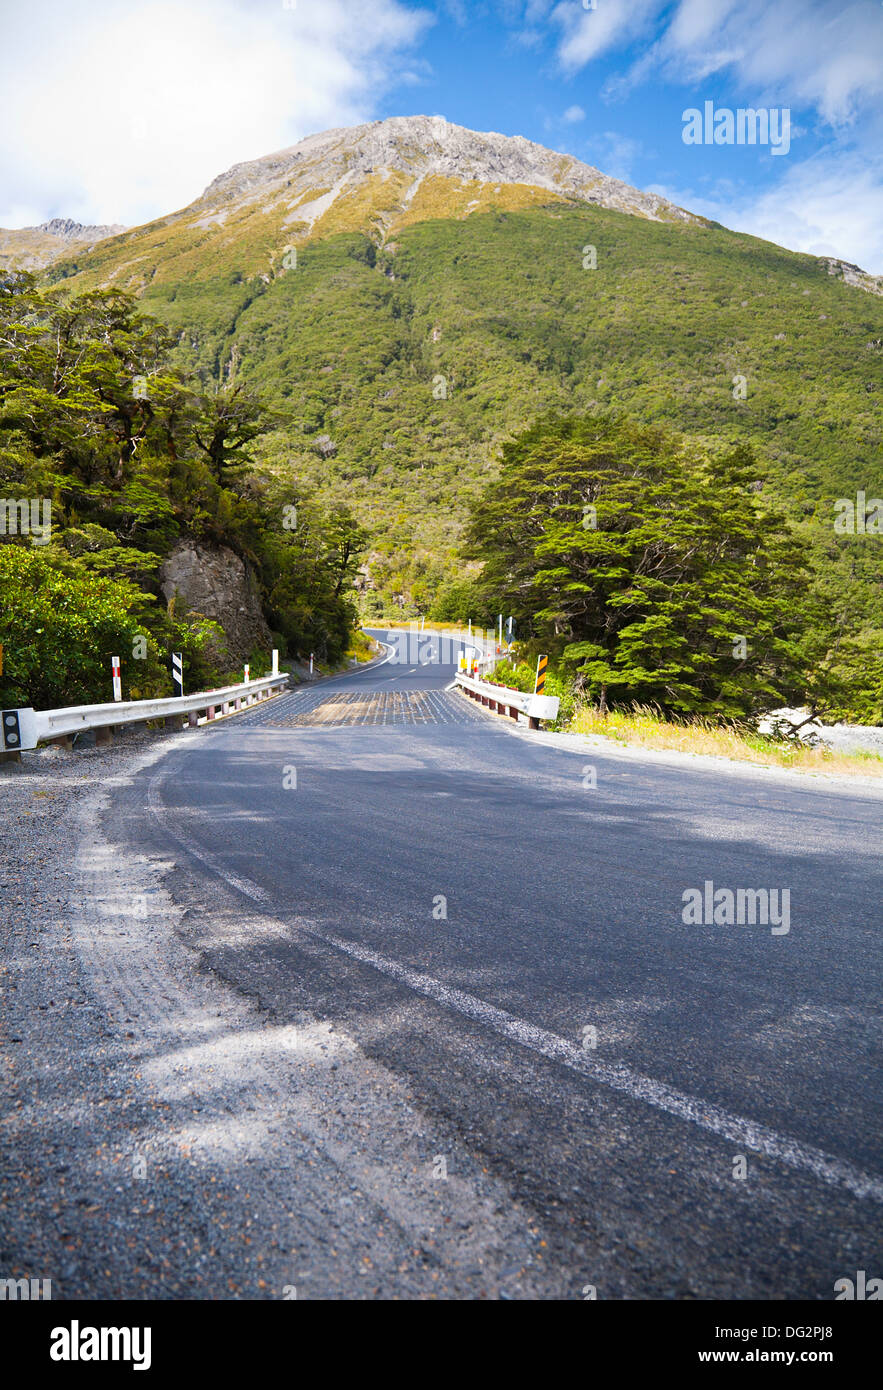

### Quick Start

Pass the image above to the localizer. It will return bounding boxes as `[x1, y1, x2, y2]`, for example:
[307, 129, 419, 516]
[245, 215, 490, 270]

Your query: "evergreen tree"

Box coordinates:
[468, 414, 818, 717]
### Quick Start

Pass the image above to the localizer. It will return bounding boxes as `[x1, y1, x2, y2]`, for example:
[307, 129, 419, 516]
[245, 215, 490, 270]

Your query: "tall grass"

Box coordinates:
[567, 703, 883, 777]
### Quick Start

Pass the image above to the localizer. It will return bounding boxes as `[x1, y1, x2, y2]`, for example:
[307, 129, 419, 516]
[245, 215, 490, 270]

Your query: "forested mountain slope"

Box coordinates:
[25, 118, 883, 645]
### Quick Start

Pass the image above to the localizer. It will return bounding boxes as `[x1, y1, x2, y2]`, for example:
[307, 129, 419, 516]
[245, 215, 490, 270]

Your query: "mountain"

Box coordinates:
[21, 116, 883, 627]
[28, 117, 699, 294]
[0, 218, 127, 272]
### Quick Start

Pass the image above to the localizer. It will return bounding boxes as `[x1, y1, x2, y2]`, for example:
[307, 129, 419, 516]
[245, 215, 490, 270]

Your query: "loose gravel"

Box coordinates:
[0, 727, 554, 1300]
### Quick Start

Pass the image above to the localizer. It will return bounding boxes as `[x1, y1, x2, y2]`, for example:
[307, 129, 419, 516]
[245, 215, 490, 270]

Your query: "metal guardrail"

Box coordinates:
[455, 671, 559, 728]
[2, 674, 290, 754]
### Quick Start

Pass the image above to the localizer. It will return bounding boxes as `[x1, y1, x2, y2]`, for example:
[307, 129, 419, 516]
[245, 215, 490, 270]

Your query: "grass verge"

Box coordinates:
[347, 630, 381, 663]
[567, 705, 883, 778]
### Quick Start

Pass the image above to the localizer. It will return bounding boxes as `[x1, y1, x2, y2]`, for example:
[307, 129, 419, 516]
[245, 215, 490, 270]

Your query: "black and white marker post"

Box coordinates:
[171, 651, 184, 697]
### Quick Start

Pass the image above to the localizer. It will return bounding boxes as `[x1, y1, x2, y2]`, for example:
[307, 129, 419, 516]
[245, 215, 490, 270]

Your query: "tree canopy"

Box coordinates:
[468, 413, 833, 718]
[0, 274, 364, 707]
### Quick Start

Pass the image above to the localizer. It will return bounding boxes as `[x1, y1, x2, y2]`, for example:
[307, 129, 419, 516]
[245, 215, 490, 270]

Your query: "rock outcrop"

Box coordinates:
[36, 218, 126, 241]
[0, 218, 127, 271]
[818, 256, 883, 296]
[159, 542, 271, 663]
[198, 114, 700, 233]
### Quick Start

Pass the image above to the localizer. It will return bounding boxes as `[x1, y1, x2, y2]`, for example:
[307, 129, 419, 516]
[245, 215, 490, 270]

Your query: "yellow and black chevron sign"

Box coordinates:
[535, 654, 548, 694]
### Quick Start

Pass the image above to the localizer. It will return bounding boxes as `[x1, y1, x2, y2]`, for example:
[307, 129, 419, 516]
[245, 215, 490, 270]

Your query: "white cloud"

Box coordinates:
[658, 0, 883, 126]
[550, 0, 663, 70]
[539, 0, 883, 275]
[562, 104, 586, 123]
[0, 0, 431, 228]
[585, 130, 644, 182]
[558, 0, 883, 130]
[649, 150, 883, 275]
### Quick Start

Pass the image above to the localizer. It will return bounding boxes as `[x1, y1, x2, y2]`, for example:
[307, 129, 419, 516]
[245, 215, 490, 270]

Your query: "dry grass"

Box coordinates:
[347, 630, 380, 663]
[568, 704, 883, 778]
[375, 620, 479, 637]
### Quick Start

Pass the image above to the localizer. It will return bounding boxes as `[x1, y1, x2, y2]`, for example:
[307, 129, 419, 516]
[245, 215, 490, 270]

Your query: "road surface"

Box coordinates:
[3, 630, 881, 1299]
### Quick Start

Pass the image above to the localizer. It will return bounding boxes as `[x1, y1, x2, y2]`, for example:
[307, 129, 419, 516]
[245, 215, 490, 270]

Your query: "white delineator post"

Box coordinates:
[272, 649, 279, 676]
[309, 653, 314, 676]
[111, 656, 122, 702]
[244, 664, 250, 683]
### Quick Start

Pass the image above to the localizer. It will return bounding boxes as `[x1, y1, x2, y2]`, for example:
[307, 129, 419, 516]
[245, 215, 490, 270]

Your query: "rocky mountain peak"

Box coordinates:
[197, 114, 699, 228]
[36, 217, 126, 240]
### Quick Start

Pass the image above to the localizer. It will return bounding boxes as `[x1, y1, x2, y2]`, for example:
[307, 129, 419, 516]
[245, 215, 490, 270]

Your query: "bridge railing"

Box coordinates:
[2, 673, 290, 755]
[455, 671, 559, 729]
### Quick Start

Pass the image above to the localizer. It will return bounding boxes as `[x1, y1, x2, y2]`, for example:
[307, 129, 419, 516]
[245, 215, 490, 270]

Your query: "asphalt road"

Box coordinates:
[9, 630, 880, 1300]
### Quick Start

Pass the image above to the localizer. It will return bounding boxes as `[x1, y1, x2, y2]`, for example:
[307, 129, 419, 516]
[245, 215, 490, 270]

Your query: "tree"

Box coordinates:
[0, 276, 364, 703]
[192, 385, 274, 484]
[0, 546, 149, 708]
[320, 504, 369, 596]
[468, 413, 816, 718]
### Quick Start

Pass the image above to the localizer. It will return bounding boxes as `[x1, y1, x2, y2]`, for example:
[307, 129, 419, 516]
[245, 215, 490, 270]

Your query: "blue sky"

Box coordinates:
[2, 0, 882, 271]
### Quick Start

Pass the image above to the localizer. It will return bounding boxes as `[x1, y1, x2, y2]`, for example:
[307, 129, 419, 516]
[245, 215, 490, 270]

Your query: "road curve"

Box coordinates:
[6, 631, 881, 1300]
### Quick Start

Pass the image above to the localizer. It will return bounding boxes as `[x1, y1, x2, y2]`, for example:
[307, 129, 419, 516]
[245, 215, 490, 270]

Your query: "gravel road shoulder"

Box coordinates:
[0, 729, 557, 1299]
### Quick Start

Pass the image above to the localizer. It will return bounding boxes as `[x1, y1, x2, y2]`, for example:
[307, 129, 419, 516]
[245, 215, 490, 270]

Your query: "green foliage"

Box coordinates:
[485, 658, 533, 693]
[27, 197, 883, 719]
[428, 577, 486, 623]
[469, 414, 822, 719]
[0, 274, 364, 706]
[87, 205, 882, 648]
[0, 546, 147, 707]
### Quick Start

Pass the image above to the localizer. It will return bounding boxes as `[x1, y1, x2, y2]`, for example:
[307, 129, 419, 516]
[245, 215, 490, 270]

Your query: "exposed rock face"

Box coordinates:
[3, 117, 701, 281]
[0, 218, 126, 271]
[198, 114, 700, 233]
[159, 541, 271, 663]
[36, 218, 126, 240]
[818, 256, 883, 296]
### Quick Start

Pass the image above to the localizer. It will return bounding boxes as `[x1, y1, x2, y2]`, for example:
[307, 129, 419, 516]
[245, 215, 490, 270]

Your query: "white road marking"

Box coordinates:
[146, 781, 883, 1207]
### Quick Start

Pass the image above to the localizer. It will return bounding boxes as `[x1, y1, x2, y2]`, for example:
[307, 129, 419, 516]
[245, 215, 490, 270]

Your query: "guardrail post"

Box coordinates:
[207, 705, 215, 721]
[188, 711, 199, 728]
[96, 726, 113, 746]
